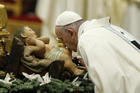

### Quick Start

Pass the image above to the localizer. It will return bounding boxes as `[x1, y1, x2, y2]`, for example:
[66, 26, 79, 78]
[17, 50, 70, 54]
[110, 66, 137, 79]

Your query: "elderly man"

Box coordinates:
[55, 11, 140, 93]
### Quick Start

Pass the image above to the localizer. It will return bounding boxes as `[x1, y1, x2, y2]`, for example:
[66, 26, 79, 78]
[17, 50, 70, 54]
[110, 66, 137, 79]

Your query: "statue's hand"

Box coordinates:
[37, 37, 50, 44]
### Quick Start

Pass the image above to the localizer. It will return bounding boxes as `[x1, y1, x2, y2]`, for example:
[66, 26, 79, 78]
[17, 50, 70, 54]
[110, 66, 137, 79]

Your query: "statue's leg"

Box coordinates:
[60, 53, 84, 75]
[60, 48, 84, 75]
[64, 60, 84, 75]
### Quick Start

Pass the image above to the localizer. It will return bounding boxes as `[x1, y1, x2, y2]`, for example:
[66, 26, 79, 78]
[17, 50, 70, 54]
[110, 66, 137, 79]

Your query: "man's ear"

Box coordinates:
[21, 33, 27, 38]
[67, 28, 77, 40]
[67, 28, 74, 36]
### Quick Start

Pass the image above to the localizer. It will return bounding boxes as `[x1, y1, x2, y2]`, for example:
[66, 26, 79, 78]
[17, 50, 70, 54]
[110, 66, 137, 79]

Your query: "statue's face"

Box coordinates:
[22, 27, 37, 38]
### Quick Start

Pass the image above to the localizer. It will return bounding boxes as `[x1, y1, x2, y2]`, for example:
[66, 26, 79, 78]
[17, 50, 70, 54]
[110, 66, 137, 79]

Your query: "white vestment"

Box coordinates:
[78, 17, 140, 93]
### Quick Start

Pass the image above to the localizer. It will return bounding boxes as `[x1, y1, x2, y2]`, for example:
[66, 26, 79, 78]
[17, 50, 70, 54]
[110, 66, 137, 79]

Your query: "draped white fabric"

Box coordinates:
[123, 3, 140, 41]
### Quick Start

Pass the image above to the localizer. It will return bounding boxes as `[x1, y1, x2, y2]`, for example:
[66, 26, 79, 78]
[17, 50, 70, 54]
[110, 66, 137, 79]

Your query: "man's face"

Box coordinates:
[55, 26, 78, 52]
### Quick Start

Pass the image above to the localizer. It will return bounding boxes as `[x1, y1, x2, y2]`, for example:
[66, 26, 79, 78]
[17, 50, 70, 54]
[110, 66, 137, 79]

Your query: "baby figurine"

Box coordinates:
[21, 27, 84, 75]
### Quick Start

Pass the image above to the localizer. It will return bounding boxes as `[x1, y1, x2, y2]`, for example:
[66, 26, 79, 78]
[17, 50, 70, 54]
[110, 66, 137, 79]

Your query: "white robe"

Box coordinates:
[77, 17, 140, 93]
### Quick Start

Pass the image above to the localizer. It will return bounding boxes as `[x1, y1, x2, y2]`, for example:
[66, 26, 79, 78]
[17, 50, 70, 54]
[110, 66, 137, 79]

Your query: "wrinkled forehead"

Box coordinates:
[55, 26, 65, 37]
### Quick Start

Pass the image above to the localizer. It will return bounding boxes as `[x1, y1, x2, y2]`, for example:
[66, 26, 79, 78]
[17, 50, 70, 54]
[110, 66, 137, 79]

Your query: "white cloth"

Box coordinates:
[77, 17, 140, 93]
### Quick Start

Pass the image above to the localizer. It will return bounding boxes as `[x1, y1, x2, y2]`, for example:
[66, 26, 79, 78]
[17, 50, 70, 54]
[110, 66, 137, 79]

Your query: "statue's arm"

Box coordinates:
[37, 37, 50, 44]
[26, 37, 45, 50]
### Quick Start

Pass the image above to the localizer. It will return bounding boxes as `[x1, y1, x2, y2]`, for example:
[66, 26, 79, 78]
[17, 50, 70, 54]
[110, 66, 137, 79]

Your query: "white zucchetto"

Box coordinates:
[55, 11, 82, 26]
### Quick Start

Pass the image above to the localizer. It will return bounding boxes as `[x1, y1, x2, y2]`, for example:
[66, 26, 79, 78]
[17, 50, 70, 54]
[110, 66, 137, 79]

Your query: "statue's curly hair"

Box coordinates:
[14, 27, 28, 45]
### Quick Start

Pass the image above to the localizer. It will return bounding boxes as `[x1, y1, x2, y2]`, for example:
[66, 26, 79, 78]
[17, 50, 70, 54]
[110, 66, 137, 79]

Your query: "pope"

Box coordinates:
[55, 11, 140, 93]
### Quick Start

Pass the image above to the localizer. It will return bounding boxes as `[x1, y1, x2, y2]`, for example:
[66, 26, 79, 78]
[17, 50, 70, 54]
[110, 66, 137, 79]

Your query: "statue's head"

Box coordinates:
[15, 26, 37, 45]
[21, 27, 37, 38]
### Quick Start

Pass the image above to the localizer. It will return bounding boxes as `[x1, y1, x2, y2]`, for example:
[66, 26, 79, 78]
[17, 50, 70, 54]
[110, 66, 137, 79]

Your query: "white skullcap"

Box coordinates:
[56, 11, 82, 26]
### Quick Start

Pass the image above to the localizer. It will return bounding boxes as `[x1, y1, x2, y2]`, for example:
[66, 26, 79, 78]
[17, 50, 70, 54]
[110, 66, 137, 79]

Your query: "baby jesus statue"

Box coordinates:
[20, 27, 84, 75]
